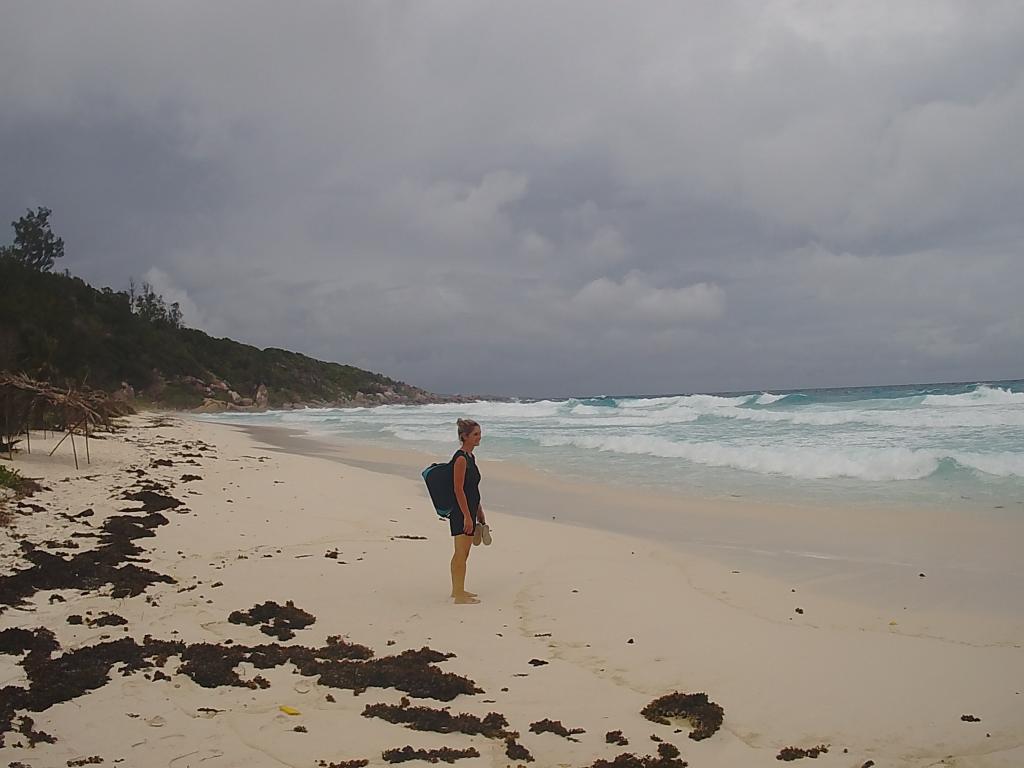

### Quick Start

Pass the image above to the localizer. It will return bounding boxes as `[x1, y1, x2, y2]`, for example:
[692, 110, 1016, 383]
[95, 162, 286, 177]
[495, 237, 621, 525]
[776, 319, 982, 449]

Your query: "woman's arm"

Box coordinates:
[477, 503, 486, 525]
[453, 455, 474, 533]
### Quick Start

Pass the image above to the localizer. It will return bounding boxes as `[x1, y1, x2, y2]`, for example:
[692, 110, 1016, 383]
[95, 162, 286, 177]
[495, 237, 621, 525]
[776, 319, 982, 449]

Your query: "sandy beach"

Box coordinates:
[1, 414, 1022, 768]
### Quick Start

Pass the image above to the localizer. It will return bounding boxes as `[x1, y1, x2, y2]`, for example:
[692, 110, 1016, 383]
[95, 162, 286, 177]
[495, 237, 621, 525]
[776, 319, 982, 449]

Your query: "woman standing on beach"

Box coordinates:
[450, 418, 485, 604]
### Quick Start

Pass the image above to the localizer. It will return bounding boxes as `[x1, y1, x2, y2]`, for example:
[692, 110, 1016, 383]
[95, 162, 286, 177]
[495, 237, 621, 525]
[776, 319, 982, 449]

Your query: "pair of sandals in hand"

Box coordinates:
[472, 522, 492, 546]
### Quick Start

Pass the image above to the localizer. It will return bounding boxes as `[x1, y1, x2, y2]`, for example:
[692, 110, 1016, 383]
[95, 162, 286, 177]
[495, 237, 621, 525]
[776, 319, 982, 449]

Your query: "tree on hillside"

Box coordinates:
[1, 207, 65, 272]
[129, 279, 183, 328]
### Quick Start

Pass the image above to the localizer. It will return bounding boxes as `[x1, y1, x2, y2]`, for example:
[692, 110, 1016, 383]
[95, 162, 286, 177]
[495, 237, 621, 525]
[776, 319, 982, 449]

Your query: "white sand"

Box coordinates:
[1, 414, 1022, 767]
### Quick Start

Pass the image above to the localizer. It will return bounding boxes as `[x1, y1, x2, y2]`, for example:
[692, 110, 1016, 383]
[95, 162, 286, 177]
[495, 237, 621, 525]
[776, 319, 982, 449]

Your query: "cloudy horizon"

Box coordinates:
[2, 1, 1022, 398]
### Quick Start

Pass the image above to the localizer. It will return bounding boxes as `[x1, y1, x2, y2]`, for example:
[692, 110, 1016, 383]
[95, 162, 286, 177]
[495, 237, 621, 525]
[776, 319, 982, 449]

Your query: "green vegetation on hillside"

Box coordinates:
[0, 211, 429, 409]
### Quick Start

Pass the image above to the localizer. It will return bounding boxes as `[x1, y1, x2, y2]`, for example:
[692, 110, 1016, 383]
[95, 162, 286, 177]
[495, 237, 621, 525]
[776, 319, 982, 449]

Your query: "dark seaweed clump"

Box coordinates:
[588, 743, 686, 768]
[67, 757, 104, 766]
[0, 626, 60, 656]
[13, 715, 57, 747]
[121, 488, 183, 512]
[317, 761, 369, 768]
[777, 744, 829, 761]
[362, 696, 512, 738]
[176, 639, 476, 701]
[382, 746, 480, 764]
[641, 692, 723, 741]
[961, 714, 981, 722]
[228, 600, 316, 640]
[505, 737, 534, 762]
[316, 647, 478, 700]
[67, 612, 128, 628]
[0, 507, 175, 611]
[606, 730, 629, 746]
[177, 642, 270, 689]
[0, 625, 479, 744]
[529, 718, 585, 741]
[91, 612, 128, 627]
[0, 633, 186, 744]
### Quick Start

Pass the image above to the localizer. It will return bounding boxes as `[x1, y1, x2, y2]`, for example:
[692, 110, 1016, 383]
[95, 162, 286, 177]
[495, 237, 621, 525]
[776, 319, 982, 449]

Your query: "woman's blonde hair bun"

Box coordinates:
[457, 418, 480, 440]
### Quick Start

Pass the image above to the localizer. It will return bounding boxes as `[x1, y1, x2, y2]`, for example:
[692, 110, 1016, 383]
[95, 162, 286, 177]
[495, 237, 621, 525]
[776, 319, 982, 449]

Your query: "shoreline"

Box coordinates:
[1, 414, 1022, 766]
[198, 407, 1024, 519]
[233, 421, 1024, 645]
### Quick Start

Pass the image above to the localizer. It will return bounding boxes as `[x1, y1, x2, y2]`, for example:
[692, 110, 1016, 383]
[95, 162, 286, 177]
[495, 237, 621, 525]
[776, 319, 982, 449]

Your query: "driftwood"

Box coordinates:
[0, 372, 131, 468]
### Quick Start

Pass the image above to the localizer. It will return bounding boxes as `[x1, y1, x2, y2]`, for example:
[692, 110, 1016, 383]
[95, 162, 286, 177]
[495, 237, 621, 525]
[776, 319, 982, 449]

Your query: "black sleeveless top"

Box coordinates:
[453, 449, 481, 517]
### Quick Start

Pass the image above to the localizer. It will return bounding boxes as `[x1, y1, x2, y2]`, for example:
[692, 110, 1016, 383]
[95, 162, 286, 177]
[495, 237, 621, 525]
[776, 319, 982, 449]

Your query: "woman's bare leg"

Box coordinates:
[450, 535, 479, 603]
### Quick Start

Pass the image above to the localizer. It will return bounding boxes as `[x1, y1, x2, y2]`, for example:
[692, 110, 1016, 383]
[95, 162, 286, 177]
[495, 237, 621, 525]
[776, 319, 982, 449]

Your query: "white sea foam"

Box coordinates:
[569, 404, 607, 416]
[616, 394, 749, 410]
[922, 385, 1024, 407]
[614, 396, 684, 409]
[386, 427, 453, 443]
[451, 400, 565, 418]
[709, 405, 1024, 429]
[538, 434, 942, 481]
[209, 381, 1024, 496]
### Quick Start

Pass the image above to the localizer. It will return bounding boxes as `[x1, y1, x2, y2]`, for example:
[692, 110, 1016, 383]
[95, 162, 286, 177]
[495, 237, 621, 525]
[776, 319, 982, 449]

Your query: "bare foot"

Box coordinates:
[453, 593, 480, 604]
[450, 590, 478, 598]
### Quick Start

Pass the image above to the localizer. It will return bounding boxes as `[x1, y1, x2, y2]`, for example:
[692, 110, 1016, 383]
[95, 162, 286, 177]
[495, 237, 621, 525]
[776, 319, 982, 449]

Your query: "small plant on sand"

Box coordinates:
[1, 464, 27, 492]
[1, 464, 36, 526]
[0, 464, 41, 522]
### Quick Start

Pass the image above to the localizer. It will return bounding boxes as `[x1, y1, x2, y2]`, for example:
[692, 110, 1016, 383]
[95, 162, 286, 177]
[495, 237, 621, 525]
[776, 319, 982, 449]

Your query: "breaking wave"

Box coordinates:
[202, 380, 1024, 497]
[536, 434, 1024, 481]
[921, 385, 1024, 407]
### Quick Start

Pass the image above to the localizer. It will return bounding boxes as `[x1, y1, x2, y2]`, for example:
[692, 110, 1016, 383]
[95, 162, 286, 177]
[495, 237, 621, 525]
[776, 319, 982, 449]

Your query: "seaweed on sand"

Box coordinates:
[120, 489, 183, 512]
[529, 718, 585, 741]
[362, 696, 513, 738]
[14, 715, 57, 746]
[87, 612, 128, 628]
[381, 746, 480, 764]
[0, 626, 480, 745]
[228, 600, 316, 641]
[588, 743, 687, 768]
[776, 744, 829, 761]
[505, 737, 534, 762]
[178, 642, 270, 689]
[0, 627, 60, 656]
[315, 647, 480, 700]
[0, 509, 175, 610]
[641, 692, 723, 741]
[0, 632, 185, 746]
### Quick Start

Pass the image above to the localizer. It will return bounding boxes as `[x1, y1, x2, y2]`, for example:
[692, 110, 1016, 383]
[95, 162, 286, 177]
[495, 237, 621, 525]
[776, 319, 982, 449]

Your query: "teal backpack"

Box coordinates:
[422, 453, 458, 519]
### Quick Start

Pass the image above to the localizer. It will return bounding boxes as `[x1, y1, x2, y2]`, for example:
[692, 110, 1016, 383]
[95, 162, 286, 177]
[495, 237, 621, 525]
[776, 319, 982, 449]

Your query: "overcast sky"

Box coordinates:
[2, 2, 1022, 397]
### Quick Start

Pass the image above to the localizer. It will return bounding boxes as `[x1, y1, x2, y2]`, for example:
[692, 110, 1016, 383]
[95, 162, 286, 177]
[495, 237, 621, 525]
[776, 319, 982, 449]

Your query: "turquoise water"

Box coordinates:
[206, 380, 1024, 509]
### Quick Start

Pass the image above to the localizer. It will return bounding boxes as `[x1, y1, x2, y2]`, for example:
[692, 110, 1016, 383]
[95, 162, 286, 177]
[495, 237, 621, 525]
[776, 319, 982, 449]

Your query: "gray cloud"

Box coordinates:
[2, 1, 1022, 397]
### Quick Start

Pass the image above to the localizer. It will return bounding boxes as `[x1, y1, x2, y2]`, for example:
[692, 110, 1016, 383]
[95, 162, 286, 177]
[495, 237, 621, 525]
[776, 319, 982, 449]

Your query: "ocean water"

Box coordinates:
[206, 380, 1024, 509]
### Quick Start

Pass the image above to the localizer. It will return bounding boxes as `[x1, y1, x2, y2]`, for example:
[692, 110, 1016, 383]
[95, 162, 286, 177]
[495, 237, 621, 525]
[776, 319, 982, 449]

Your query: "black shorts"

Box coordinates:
[449, 508, 478, 537]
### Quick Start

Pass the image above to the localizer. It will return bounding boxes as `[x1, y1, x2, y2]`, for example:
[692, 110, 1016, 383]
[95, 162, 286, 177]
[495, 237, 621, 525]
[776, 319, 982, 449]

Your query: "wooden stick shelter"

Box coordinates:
[0, 373, 128, 469]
